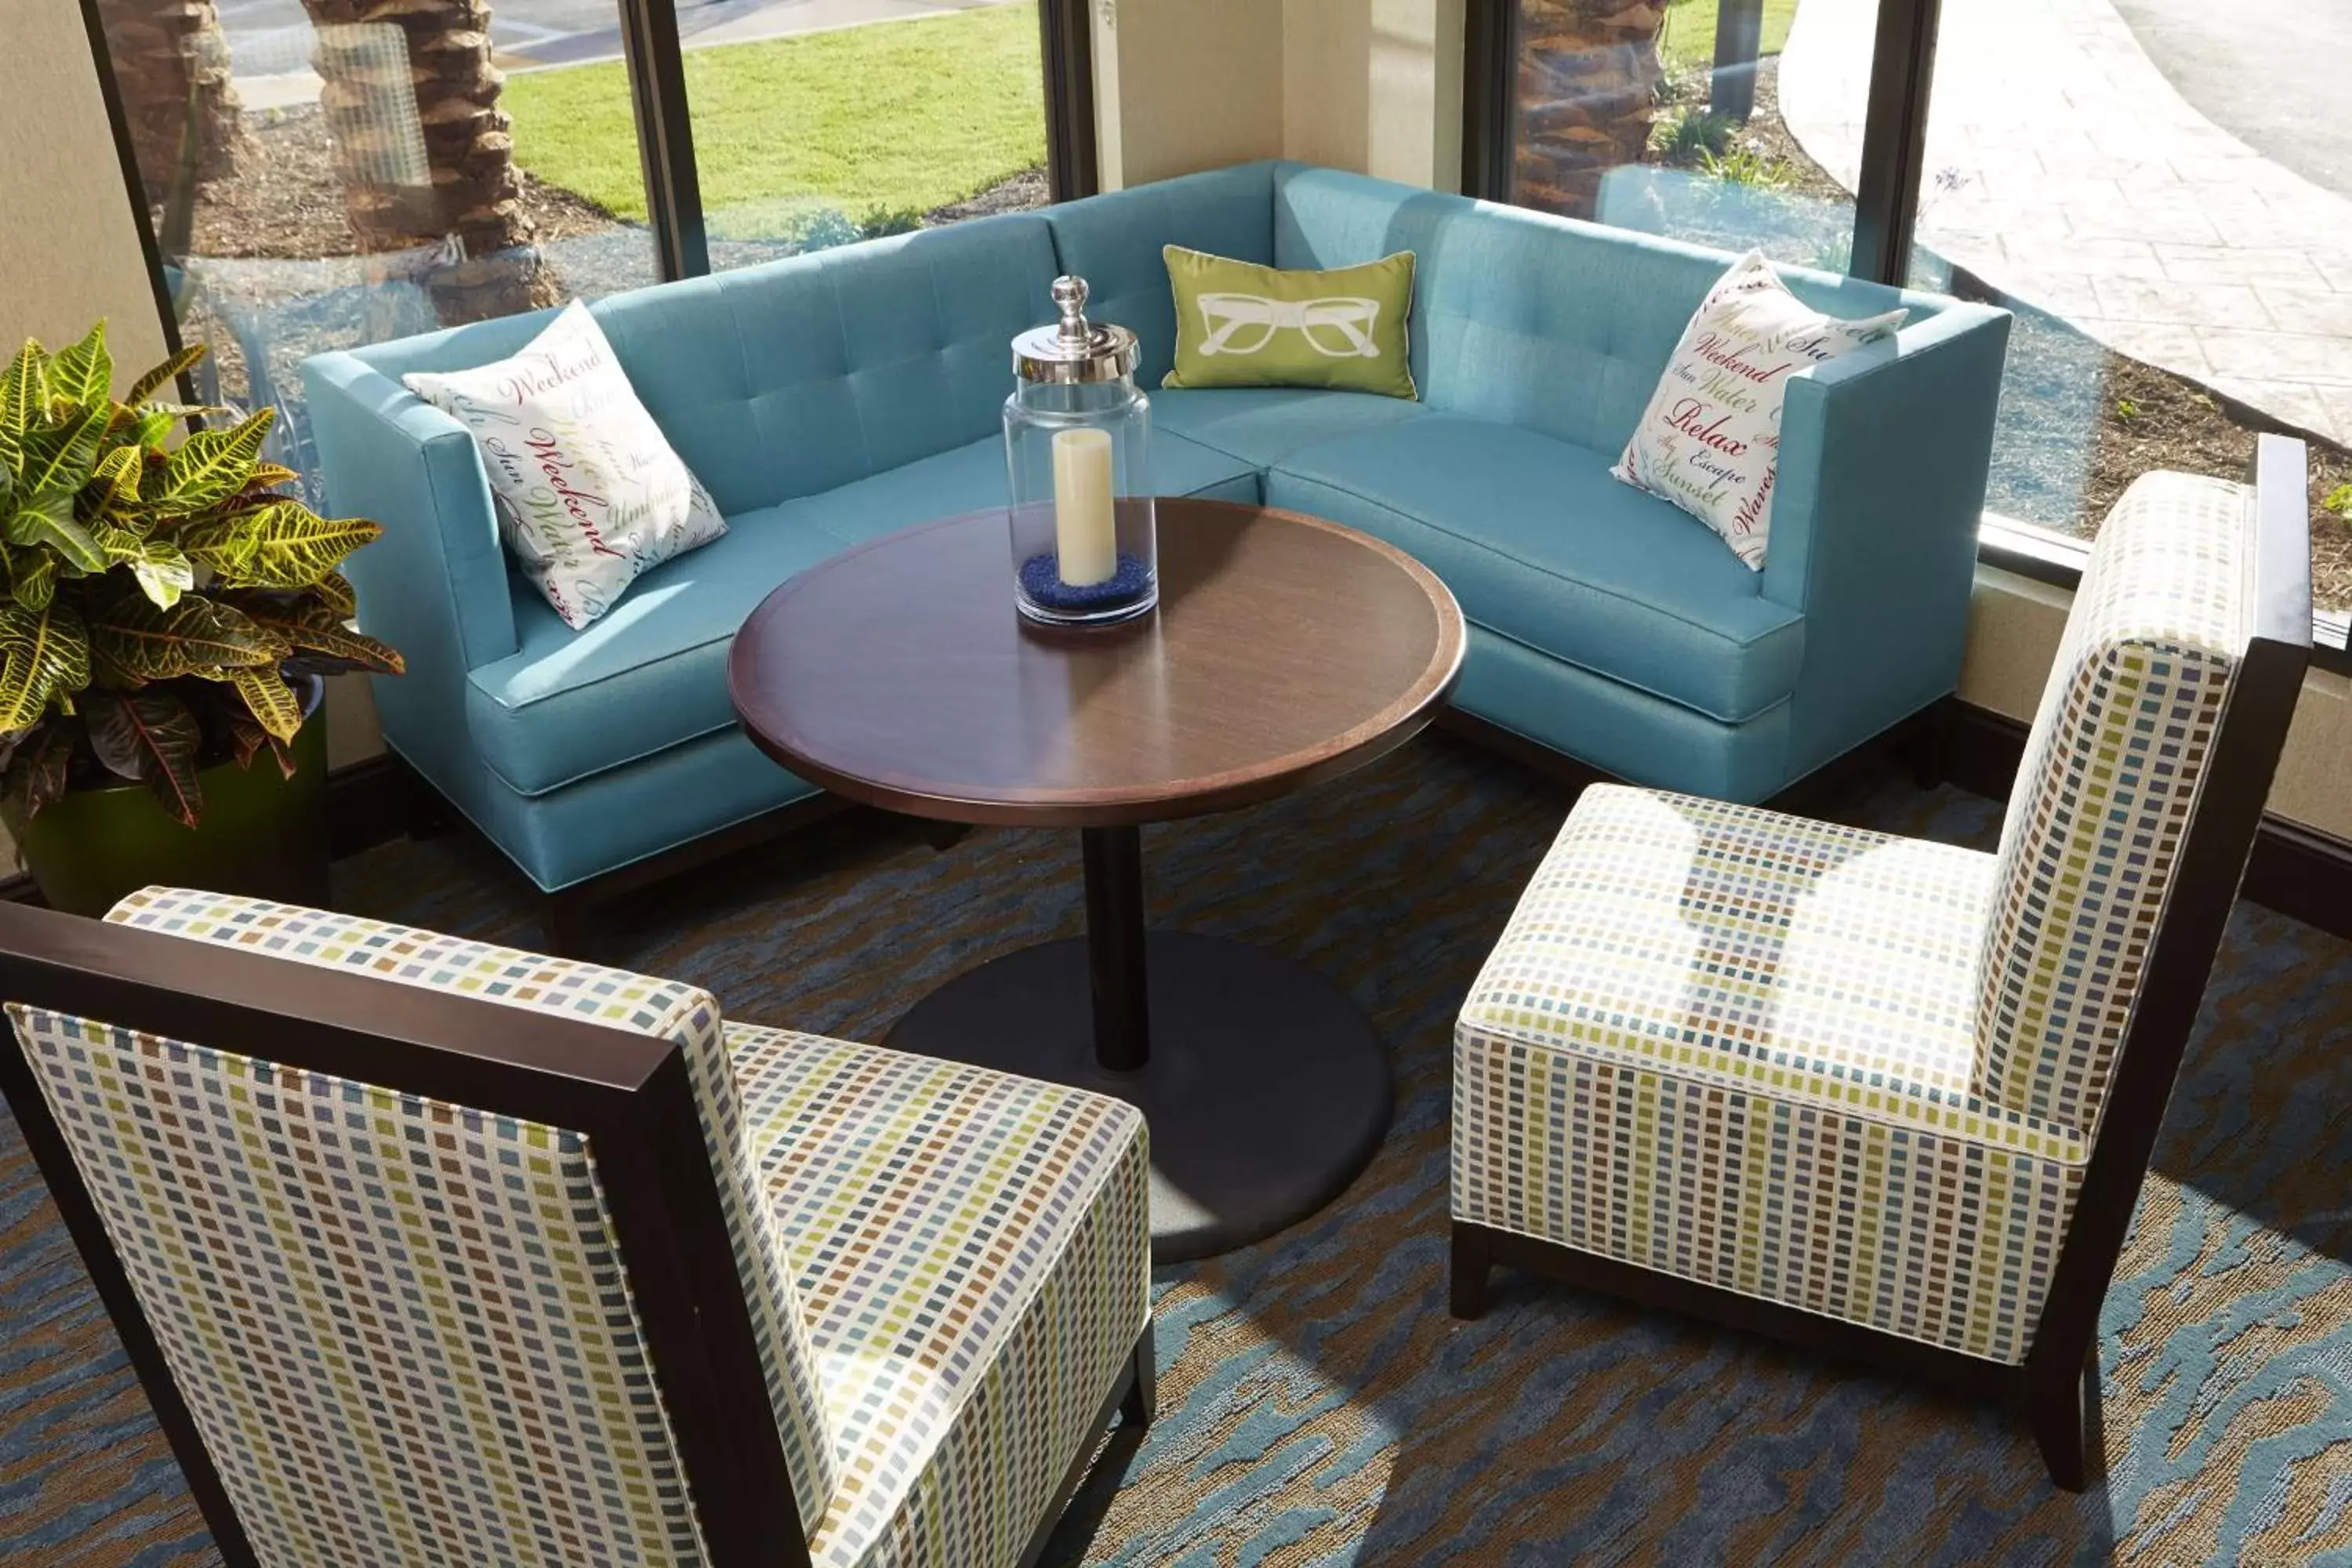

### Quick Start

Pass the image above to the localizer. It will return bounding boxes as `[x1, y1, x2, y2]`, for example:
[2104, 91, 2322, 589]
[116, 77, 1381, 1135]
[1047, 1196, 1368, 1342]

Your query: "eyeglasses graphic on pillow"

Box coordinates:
[1193, 292, 1385, 358]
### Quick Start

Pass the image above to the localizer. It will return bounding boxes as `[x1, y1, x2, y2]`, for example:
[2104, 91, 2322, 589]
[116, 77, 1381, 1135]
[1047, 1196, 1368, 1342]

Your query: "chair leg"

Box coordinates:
[1450, 1221, 1490, 1321]
[2028, 1338, 2100, 1492]
[1120, 1320, 1156, 1427]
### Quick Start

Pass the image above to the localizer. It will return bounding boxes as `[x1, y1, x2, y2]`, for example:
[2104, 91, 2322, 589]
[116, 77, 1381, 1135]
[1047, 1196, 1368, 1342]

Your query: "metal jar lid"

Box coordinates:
[1012, 274, 1139, 383]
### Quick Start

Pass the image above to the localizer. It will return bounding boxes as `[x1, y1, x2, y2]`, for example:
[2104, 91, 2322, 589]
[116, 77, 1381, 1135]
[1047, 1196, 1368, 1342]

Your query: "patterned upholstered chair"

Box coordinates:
[0, 890, 1153, 1567]
[1447, 436, 2311, 1488]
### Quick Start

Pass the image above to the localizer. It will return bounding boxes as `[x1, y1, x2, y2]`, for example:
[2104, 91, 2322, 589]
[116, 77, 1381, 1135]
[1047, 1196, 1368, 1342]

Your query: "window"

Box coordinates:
[1904, 0, 2352, 617]
[1501, 0, 1866, 276]
[672, 0, 1049, 271]
[87, 0, 661, 501]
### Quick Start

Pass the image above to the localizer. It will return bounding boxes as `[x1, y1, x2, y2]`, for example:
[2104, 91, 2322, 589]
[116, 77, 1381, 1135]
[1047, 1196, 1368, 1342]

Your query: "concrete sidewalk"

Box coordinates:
[1780, 0, 2352, 443]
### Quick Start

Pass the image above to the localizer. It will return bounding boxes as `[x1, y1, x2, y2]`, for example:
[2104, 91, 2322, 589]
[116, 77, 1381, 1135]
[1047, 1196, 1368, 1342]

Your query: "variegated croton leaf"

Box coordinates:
[181, 499, 384, 590]
[0, 717, 78, 823]
[0, 322, 398, 826]
[222, 589, 403, 678]
[85, 688, 204, 827]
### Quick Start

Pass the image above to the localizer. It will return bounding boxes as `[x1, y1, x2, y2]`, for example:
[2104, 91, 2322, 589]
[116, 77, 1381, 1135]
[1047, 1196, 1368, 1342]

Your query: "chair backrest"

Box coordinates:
[0, 892, 831, 1568]
[1974, 437, 2313, 1136]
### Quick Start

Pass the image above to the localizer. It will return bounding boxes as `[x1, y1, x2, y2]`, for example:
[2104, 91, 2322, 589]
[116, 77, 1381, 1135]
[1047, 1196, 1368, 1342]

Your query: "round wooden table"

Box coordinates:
[729, 499, 1464, 1260]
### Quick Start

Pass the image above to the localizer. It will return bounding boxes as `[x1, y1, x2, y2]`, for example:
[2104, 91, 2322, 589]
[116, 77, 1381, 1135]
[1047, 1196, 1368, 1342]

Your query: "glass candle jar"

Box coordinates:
[1004, 275, 1156, 626]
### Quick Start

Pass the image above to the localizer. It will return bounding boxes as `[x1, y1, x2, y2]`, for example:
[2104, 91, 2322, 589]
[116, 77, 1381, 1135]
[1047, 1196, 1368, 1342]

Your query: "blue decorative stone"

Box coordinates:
[1019, 551, 1154, 615]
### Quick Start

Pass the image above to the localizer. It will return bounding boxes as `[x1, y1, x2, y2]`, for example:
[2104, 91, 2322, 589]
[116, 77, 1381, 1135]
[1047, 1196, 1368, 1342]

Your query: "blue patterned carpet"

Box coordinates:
[2, 734, 2348, 1565]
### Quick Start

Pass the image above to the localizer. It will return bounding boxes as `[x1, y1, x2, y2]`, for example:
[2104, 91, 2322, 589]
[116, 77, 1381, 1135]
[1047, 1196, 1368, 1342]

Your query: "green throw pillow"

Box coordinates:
[1162, 245, 1417, 399]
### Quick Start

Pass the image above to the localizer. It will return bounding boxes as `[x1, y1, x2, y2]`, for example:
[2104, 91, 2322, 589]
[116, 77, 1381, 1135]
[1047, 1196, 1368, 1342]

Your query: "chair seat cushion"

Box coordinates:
[1149, 386, 1431, 468]
[1454, 785, 2091, 1363]
[1265, 416, 1806, 724]
[730, 1025, 1149, 1568]
[464, 430, 1260, 796]
[1460, 783, 2068, 1138]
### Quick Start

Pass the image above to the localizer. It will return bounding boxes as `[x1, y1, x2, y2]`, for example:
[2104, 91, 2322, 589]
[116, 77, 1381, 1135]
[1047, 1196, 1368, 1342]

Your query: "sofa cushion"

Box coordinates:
[1266, 416, 1805, 724]
[401, 300, 731, 630]
[1161, 245, 1418, 398]
[1146, 387, 1430, 470]
[466, 430, 1260, 796]
[1042, 162, 1277, 390]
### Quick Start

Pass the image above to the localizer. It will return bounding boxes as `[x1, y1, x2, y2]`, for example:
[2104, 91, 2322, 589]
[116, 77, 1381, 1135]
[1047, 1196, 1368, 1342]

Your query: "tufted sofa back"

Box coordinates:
[350, 212, 1060, 518]
[1267, 162, 1928, 459]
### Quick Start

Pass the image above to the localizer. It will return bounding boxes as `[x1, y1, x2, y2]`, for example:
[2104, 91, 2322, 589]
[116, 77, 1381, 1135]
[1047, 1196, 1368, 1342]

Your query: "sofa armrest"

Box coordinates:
[300, 350, 517, 674]
[300, 350, 518, 794]
[1762, 303, 2013, 775]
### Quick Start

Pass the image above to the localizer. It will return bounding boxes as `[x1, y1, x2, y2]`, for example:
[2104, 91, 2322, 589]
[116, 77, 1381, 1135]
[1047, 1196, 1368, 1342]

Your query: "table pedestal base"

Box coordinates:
[886, 931, 1392, 1263]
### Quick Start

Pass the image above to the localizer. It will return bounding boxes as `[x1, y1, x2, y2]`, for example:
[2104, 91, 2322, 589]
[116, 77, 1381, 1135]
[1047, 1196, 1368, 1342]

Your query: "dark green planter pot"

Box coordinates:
[5, 693, 332, 919]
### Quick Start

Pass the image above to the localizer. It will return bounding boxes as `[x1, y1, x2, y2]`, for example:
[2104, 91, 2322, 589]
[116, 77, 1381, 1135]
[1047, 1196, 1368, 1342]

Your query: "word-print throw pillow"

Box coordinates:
[1613, 250, 1904, 570]
[1163, 245, 1417, 399]
[404, 300, 727, 630]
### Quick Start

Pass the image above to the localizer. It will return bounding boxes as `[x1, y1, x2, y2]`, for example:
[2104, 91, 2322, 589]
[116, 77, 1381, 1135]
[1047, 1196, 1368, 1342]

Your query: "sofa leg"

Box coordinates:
[1450, 1221, 1491, 1321]
[541, 891, 597, 961]
[1121, 1320, 1156, 1428]
[1902, 702, 1955, 792]
[401, 764, 455, 841]
[2027, 1338, 2100, 1492]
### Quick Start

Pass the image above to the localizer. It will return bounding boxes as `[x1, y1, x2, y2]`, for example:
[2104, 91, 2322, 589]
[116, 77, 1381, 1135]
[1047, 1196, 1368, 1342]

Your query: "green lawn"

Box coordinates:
[501, 3, 1045, 238]
[1657, 0, 1801, 71]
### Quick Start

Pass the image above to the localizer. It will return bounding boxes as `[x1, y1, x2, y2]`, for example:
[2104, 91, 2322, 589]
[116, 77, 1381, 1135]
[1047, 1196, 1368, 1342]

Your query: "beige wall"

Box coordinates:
[1091, 0, 1462, 191]
[1282, 0, 1464, 192]
[1963, 567, 2352, 840]
[1091, 0, 1286, 190]
[2, 5, 171, 387]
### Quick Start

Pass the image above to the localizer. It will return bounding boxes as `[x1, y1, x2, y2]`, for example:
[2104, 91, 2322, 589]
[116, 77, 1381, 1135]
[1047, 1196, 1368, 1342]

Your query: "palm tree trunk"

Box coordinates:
[300, 0, 550, 323]
[1515, 0, 1668, 220]
[96, 0, 254, 198]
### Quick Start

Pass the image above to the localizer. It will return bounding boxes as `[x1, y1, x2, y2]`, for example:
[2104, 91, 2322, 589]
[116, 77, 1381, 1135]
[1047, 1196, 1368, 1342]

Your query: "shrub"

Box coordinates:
[1651, 106, 1738, 165]
[1699, 142, 1795, 191]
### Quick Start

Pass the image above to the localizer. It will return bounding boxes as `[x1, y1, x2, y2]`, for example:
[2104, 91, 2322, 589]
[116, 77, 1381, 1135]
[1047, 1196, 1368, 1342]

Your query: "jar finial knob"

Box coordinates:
[1052, 275, 1091, 346]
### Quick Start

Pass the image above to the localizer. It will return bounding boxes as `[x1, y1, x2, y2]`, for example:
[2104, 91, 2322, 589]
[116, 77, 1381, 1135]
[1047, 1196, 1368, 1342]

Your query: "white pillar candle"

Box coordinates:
[1051, 426, 1117, 586]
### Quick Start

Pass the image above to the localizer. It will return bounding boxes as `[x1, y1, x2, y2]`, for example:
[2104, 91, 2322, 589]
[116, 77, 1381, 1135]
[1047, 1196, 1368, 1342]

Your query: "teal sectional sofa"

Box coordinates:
[304, 160, 2010, 898]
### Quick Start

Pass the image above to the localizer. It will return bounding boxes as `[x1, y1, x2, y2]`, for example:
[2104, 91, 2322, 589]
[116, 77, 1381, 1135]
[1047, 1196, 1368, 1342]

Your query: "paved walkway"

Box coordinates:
[1780, 0, 2352, 443]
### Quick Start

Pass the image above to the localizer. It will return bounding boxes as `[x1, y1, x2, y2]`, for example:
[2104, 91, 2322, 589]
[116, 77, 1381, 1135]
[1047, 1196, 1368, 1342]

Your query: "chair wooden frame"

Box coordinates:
[1450, 434, 2315, 1492]
[0, 903, 1152, 1566]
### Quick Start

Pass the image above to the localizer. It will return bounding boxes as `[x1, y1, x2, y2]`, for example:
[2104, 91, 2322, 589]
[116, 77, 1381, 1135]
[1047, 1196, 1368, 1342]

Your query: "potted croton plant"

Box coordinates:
[0, 322, 401, 916]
